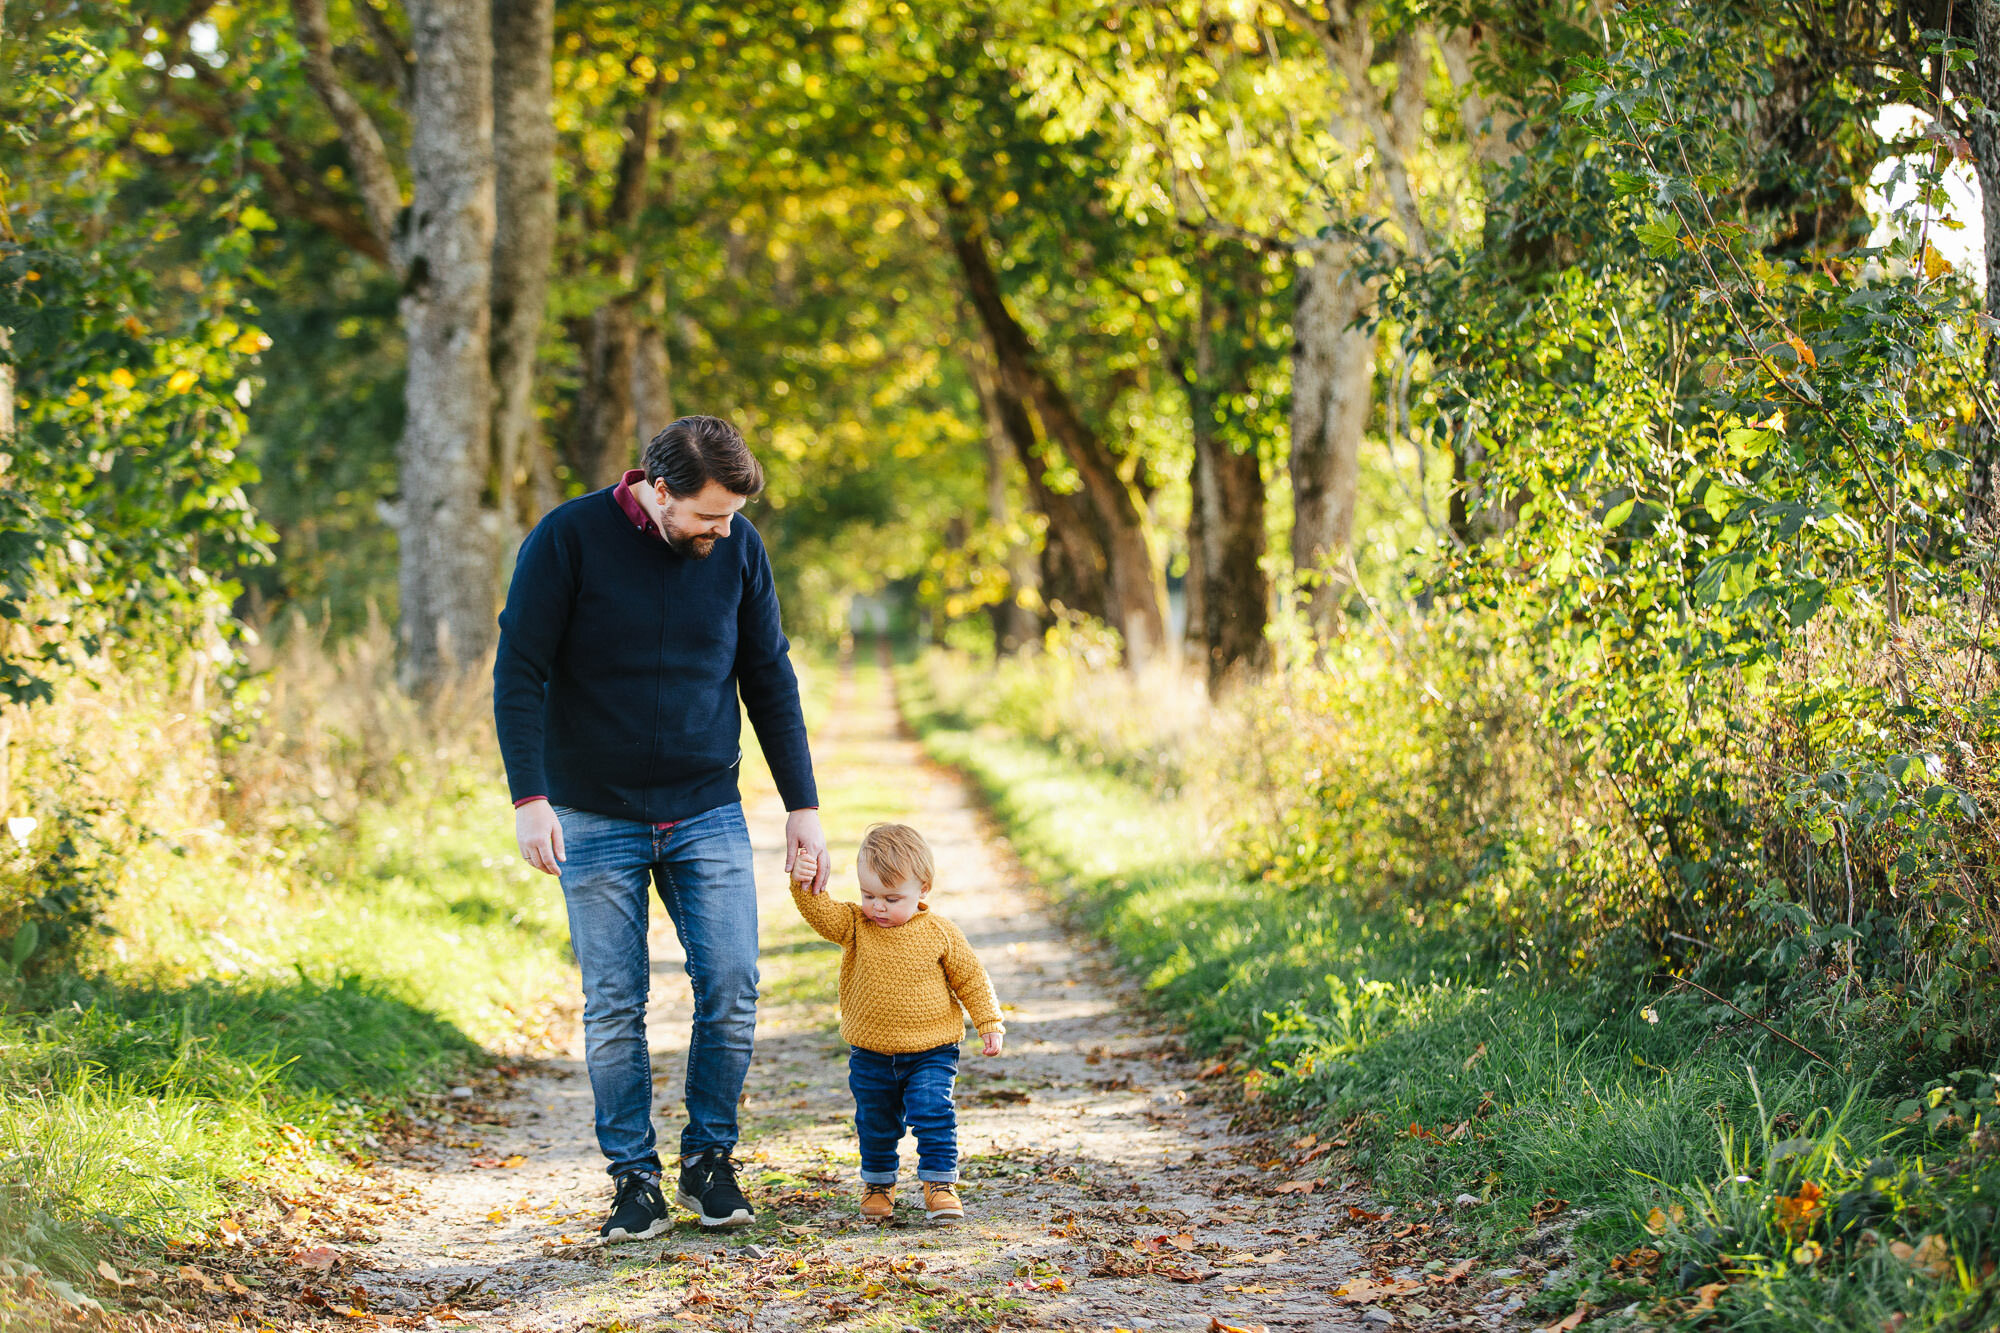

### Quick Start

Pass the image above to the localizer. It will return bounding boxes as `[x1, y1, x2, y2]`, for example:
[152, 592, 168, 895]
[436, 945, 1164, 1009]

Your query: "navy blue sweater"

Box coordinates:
[493, 486, 817, 822]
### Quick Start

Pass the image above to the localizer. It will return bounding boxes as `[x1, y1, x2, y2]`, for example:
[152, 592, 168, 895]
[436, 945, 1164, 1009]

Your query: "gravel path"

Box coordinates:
[336, 653, 1385, 1332]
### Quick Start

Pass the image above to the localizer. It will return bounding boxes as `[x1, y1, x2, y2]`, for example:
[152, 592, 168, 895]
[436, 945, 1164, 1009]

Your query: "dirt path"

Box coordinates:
[339, 653, 1389, 1332]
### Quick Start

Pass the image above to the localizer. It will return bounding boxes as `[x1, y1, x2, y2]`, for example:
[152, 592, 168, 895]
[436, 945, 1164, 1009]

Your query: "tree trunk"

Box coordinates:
[488, 0, 556, 535]
[395, 0, 500, 689]
[967, 352, 1048, 652]
[965, 344, 1108, 628]
[943, 193, 1166, 665]
[566, 86, 665, 489]
[1288, 233, 1373, 633]
[634, 280, 675, 443]
[1966, 2, 2000, 523]
[1186, 277, 1269, 693]
[568, 303, 641, 488]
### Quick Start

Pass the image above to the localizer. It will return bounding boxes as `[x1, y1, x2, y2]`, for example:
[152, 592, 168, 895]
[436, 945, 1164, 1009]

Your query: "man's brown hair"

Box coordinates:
[642, 415, 765, 499]
[858, 823, 934, 892]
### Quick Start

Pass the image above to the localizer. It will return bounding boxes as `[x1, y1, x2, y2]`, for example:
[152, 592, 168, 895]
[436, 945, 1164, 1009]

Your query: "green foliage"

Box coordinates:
[1, 7, 276, 705]
[902, 647, 2000, 1332]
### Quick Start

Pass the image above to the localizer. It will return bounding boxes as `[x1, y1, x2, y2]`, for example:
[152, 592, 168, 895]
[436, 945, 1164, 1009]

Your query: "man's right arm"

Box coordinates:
[494, 519, 578, 873]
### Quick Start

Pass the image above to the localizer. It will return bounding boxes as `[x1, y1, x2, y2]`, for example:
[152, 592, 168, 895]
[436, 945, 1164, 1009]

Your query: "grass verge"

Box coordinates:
[896, 654, 2000, 1333]
[0, 763, 572, 1281]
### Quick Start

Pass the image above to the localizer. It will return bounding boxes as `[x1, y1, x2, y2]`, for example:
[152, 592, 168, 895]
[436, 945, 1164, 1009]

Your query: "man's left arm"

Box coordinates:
[737, 528, 828, 890]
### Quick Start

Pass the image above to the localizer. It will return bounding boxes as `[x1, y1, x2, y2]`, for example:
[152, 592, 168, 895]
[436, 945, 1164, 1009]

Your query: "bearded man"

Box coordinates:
[494, 415, 828, 1239]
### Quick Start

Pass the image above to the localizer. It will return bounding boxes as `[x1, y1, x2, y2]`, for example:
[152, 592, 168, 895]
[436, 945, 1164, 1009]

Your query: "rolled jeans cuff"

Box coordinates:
[859, 1168, 901, 1186]
[917, 1168, 960, 1184]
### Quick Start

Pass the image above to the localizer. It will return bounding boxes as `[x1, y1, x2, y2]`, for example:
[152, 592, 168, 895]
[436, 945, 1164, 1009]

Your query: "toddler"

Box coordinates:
[789, 822, 1004, 1222]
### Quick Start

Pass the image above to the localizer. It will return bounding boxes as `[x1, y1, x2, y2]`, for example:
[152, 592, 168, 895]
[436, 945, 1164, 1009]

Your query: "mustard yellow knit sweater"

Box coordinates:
[789, 883, 1004, 1054]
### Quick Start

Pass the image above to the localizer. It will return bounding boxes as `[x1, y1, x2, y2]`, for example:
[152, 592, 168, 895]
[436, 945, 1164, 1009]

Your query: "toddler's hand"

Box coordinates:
[981, 1032, 1004, 1057]
[791, 848, 819, 886]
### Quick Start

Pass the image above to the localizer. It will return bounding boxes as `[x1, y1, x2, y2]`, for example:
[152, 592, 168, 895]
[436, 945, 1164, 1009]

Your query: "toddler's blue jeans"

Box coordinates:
[848, 1043, 960, 1183]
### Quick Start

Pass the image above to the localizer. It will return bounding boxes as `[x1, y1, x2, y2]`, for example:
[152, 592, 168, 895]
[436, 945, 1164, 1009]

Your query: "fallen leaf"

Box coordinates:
[1161, 1265, 1212, 1283]
[1691, 1282, 1729, 1312]
[1643, 1203, 1686, 1234]
[1347, 1205, 1385, 1222]
[1208, 1320, 1270, 1333]
[292, 1246, 341, 1273]
[1463, 1042, 1489, 1071]
[1534, 1308, 1588, 1333]
[1428, 1258, 1475, 1285]
[1298, 1144, 1331, 1164]
[1199, 1061, 1230, 1079]
[1334, 1275, 1426, 1304]
[220, 1273, 252, 1297]
[1889, 1233, 1953, 1279]
[1295, 1133, 1318, 1150]
[1274, 1180, 1316, 1196]
[176, 1265, 221, 1294]
[1530, 1197, 1570, 1222]
[95, 1261, 127, 1286]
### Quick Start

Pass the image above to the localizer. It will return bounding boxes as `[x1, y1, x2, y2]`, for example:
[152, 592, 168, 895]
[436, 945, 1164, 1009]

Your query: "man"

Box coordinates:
[494, 415, 829, 1240]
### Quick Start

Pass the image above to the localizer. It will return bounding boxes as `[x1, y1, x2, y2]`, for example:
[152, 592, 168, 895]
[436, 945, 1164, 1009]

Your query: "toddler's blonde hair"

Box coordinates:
[858, 822, 934, 892]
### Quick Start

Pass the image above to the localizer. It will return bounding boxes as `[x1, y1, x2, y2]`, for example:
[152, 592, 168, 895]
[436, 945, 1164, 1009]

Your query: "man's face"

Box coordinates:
[856, 855, 926, 928]
[653, 479, 747, 559]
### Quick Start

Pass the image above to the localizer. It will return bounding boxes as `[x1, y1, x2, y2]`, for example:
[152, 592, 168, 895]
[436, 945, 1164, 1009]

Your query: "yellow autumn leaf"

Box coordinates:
[1923, 243, 1953, 281]
[65, 389, 90, 407]
[166, 368, 199, 394]
[232, 330, 272, 355]
[109, 368, 135, 390]
[1786, 336, 1816, 369]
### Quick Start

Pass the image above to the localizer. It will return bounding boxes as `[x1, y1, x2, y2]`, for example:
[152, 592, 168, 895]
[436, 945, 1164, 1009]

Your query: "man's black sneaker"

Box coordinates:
[675, 1146, 754, 1229]
[600, 1171, 671, 1242]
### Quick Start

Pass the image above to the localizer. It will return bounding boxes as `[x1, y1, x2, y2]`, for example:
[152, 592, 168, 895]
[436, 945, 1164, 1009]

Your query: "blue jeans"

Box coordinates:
[848, 1043, 960, 1184]
[553, 802, 758, 1179]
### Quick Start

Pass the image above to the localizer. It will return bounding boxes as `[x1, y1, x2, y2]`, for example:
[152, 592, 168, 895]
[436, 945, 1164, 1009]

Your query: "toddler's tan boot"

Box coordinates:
[921, 1181, 964, 1222]
[859, 1182, 895, 1221]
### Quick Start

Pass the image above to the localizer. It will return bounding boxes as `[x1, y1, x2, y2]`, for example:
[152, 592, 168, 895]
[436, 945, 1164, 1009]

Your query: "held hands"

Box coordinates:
[516, 799, 565, 876]
[786, 808, 830, 893]
[982, 1032, 1004, 1056]
[791, 847, 819, 886]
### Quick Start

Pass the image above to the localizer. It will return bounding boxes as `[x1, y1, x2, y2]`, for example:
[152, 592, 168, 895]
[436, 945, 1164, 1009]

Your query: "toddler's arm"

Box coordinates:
[939, 921, 1005, 1054]
[788, 852, 855, 945]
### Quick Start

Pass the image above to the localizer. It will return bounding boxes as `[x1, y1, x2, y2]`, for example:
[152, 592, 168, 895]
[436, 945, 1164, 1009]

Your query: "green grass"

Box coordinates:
[895, 653, 2000, 1333]
[0, 756, 576, 1276]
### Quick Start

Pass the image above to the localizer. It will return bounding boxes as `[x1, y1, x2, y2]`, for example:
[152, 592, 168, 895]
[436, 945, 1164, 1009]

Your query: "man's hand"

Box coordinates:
[981, 1032, 1004, 1057]
[516, 799, 566, 876]
[786, 808, 829, 893]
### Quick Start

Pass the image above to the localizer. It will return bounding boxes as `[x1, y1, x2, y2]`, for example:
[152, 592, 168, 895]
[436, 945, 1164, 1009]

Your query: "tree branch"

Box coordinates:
[291, 0, 404, 266]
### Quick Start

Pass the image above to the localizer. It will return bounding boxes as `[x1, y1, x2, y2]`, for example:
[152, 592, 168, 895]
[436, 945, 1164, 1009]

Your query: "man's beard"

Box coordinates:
[663, 526, 718, 559]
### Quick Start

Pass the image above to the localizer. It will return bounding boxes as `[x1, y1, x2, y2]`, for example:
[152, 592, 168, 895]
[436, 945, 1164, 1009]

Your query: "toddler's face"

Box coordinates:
[856, 856, 927, 928]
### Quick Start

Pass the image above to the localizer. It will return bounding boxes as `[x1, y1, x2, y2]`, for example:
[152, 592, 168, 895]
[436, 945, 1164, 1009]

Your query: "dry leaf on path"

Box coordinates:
[1429, 1258, 1475, 1285]
[1334, 1275, 1426, 1304]
[1690, 1282, 1729, 1312]
[1534, 1308, 1588, 1333]
[1347, 1205, 1385, 1222]
[1208, 1319, 1270, 1333]
[1161, 1264, 1212, 1283]
[1644, 1203, 1686, 1234]
[292, 1246, 341, 1272]
[1275, 1180, 1316, 1196]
